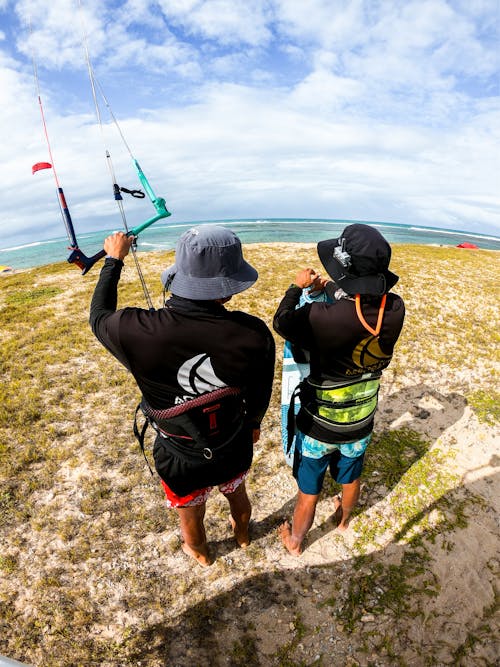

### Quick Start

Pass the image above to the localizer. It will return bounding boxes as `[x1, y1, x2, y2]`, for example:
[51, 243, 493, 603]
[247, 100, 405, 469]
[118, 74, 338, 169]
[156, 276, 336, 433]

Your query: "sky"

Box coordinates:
[0, 0, 499, 249]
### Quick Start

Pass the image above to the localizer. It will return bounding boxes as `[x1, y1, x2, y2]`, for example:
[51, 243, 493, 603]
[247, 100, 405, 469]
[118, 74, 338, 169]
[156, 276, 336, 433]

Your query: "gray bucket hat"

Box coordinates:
[161, 225, 258, 300]
[317, 223, 399, 296]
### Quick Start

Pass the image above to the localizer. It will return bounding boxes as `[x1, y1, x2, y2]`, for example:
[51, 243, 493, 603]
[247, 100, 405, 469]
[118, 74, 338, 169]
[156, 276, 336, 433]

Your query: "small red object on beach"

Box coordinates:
[456, 242, 478, 249]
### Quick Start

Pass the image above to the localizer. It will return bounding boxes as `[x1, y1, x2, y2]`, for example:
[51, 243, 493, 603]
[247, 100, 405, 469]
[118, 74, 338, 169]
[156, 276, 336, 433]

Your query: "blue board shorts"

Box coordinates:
[293, 430, 370, 495]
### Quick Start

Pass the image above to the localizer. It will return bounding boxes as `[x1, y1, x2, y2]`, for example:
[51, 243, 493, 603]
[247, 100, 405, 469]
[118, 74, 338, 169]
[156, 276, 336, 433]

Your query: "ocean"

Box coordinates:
[1, 218, 499, 271]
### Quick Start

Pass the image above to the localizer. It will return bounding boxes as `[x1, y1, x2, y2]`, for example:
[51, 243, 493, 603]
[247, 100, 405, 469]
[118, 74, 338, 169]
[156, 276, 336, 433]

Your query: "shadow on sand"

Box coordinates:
[128, 463, 498, 666]
[121, 385, 498, 666]
[211, 384, 467, 558]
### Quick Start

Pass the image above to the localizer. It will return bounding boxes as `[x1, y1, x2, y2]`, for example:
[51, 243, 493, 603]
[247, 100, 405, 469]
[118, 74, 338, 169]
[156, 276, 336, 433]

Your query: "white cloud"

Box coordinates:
[289, 68, 363, 112]
[14, 0, 102, 68]
[157, 0, 273, 46]
[0, 0, 498, 249]
[103, 23, 201, 76]
[274, 0, 367, 49]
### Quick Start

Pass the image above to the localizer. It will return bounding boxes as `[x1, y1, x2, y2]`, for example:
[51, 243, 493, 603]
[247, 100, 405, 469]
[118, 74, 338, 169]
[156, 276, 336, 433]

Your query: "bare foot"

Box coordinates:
[278, 521, 302, 556]
[230, 517, 250, 548]
[181, 542, 213, 567]
[333, 494, 350, 532]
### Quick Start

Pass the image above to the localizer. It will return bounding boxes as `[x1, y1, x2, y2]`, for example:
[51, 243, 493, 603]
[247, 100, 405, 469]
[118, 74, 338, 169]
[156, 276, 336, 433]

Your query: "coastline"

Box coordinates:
[2, 218, 499, 271]
[1, 238, 498, 276]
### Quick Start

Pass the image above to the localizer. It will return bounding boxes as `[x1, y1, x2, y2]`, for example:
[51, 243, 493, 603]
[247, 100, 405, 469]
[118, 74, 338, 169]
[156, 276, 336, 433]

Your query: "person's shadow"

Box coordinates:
[305, 384, 467, 548]
[204, 384, 467, 557]
[125, 466, 498, 666]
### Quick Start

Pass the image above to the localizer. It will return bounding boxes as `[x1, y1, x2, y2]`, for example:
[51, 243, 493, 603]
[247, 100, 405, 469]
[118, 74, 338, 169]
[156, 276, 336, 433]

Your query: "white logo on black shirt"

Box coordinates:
[177, 353, 226, 396]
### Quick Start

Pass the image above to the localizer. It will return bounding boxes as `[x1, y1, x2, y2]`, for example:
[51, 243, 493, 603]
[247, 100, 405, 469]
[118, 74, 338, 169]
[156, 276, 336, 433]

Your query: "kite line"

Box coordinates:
[30, 6, 172, 307]
[30, 19, 105, 274]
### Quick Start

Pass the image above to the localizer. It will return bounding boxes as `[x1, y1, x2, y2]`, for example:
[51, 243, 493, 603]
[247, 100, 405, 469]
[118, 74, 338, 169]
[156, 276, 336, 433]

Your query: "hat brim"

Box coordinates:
[317, 238, 398, 296]
[161, 261, 258, 300]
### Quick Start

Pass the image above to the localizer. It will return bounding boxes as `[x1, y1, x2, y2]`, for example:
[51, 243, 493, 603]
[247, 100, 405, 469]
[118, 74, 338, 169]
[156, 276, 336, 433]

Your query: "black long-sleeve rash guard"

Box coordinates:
[90, 258, 275, 429]
[273, 284, 405, 442]
[273, 285, 405, 380]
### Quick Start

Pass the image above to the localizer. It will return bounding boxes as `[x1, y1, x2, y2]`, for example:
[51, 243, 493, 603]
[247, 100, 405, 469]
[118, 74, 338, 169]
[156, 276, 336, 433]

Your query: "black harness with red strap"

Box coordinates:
[133, 387, 250, 495]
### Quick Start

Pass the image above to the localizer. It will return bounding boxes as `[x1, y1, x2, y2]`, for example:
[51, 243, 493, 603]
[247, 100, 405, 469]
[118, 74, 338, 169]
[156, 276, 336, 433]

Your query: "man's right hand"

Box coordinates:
[104, 231, 134, 261]
[295, 268, 327, 291]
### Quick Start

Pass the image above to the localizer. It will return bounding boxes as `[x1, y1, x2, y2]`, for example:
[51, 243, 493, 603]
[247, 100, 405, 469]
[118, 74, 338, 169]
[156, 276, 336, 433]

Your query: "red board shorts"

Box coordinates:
[161, 470, 249, 508]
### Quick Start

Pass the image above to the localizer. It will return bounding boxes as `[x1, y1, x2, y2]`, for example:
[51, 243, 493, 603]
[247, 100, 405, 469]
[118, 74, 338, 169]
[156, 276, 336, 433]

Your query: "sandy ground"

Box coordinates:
[137, 380, 499, 667]
[0, 244, 499, 666]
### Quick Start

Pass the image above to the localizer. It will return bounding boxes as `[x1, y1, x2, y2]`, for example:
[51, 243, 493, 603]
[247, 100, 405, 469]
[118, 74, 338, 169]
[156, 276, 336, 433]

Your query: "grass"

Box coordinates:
[467, 388, 500, 425]
[0, 243, 498, 666]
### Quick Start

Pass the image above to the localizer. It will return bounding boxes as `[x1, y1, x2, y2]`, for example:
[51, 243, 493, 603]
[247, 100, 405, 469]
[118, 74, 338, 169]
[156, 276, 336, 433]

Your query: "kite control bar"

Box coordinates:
[31, 26, 171, 281]
[32, 159, 170, 275]
[32, 161, 104, 274]
[66, 159, 171, 275]
[51, 184, 105, 275]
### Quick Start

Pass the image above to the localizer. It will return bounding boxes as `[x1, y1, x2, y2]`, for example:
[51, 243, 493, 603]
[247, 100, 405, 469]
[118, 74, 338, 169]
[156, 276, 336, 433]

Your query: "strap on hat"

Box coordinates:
[355, 294, 387, 336]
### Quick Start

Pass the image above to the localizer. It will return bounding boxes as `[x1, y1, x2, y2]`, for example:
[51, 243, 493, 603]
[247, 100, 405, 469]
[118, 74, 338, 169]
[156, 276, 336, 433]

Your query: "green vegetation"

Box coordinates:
[467, 388, 500, 425]
[0, 244, 498, 666]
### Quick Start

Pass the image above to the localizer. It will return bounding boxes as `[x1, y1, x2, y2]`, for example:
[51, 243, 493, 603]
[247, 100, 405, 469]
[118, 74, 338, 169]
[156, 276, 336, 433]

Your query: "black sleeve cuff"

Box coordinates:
[105, 256, 124, 267]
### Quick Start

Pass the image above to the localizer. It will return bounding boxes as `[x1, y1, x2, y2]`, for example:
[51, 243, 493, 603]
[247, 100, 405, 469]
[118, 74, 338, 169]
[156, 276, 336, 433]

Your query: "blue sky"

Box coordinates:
[0, 0, 499, 249]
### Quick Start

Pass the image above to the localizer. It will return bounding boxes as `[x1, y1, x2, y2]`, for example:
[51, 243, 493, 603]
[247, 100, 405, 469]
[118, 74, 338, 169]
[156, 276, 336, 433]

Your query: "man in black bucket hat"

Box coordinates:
[90, 225, 275, 566]
[274, 223, 405, 555]
[317, 223, 400, 296]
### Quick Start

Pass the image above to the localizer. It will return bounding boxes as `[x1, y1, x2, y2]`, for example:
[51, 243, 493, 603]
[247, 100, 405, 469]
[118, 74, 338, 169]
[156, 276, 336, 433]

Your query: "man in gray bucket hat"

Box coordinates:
[274, 223, 405, 555]
[90, 225, 275, 566]
[161, 225, 258, 299]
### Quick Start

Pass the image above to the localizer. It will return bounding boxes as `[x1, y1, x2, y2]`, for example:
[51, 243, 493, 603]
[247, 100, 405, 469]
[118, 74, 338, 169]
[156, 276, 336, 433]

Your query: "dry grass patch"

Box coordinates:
[1, 244, 499, 666]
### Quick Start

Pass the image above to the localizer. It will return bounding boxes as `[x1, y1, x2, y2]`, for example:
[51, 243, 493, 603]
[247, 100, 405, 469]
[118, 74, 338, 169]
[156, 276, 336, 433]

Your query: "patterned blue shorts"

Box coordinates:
[293, 430, 370, 494]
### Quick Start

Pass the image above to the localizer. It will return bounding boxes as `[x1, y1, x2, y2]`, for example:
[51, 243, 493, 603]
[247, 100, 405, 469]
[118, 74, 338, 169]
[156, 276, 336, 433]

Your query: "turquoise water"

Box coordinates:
[1, 218, 499, 270]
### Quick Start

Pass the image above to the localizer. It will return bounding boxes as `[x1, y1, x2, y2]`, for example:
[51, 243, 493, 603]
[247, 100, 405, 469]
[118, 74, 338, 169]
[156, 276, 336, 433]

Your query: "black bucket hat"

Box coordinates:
[317, 223, 399, 296]
[161, 225, 257, 300]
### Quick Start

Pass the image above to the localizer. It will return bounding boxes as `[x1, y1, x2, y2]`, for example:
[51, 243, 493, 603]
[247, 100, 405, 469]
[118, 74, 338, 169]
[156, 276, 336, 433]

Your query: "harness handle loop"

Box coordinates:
[133, 388, 244, 474]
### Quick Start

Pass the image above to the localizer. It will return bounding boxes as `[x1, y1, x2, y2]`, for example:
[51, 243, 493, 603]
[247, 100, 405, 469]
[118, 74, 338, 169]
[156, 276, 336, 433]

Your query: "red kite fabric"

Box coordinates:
[457, 242, 478, 249]
[32, 162, 52, 174]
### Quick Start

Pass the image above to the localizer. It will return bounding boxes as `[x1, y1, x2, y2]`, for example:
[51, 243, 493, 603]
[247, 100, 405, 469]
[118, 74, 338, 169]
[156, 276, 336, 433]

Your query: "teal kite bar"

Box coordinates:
[129, 159, 171, 236]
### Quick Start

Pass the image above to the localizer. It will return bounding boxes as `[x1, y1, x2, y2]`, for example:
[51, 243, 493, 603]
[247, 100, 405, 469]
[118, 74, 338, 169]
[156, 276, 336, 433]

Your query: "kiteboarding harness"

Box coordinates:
[90, 261, 276, 494]
[274, 285, 405, 449]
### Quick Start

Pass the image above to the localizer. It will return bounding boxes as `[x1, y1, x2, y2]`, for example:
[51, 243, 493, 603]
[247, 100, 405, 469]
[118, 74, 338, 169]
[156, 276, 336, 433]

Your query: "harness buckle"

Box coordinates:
[203, 448, 213, 460]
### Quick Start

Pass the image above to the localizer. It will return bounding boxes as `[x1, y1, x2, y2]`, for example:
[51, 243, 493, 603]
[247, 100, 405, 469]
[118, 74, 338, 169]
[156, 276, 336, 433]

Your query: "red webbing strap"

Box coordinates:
[143, 386, 241, 420]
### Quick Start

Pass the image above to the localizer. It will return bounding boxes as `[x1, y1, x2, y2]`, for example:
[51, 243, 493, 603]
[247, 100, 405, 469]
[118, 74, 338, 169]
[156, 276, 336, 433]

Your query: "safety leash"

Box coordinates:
[355, 293, 387, 336]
